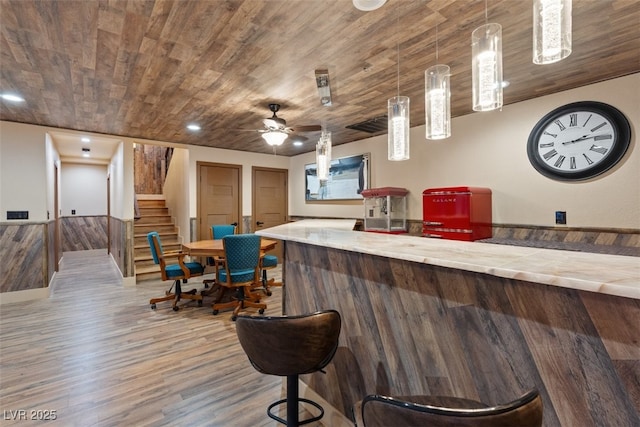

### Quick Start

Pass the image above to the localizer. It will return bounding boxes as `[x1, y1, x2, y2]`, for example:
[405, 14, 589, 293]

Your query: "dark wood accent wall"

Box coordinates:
[283, 241, 640, 427]
[134, 144, 167, 195]
[0, 223, 46, 292]
[109, 217, 134, 278]
[61, 216, 108, 252]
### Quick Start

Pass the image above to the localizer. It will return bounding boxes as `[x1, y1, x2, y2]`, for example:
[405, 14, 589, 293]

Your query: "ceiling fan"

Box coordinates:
[256, 103, 321, 146]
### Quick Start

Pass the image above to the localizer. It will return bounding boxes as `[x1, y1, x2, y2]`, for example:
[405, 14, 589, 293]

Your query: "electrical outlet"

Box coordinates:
[71, 209, 76, 215]
[555, 211, 567, 225]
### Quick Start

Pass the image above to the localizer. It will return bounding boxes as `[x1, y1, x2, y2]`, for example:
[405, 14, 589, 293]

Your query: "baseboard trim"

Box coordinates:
[0, 287, 50, 305]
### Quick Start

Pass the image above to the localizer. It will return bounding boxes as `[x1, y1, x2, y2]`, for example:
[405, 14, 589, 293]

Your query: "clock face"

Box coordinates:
[527, 101, 631, 181]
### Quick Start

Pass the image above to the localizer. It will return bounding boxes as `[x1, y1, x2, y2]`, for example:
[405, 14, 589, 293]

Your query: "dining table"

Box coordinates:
[181, 237, 278, 257]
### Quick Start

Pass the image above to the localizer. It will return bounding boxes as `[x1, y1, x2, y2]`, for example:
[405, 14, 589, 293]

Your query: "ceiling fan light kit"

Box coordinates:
[261, 130, 288, 146]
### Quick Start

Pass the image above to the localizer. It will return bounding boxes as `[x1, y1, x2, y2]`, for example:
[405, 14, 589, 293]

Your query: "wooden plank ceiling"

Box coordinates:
[1, 0, 639, 157]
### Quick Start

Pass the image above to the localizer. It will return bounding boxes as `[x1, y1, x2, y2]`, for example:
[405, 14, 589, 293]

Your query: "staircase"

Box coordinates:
[134, 198, 180, 282]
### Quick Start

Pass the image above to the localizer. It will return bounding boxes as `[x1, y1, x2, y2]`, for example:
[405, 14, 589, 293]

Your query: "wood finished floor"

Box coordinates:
[0, 250, 325, 427]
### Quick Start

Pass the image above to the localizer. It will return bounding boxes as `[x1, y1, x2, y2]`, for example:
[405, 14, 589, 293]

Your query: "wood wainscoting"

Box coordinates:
[283, 240, 640, 427]
[60, 216, 108, 252]
[0, 223, 47, 293]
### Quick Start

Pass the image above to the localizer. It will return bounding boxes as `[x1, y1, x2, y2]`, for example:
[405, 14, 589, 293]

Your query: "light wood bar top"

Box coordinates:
[256, 220, 640, 300]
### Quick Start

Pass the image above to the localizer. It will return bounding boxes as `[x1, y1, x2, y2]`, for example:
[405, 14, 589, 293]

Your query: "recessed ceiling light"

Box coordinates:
[81, 137, 90, 142]
[293, 141, 303, 146]
[353, 0, 386, 11]
[187, 124, 201, 131]
[1, 93, 25, 103]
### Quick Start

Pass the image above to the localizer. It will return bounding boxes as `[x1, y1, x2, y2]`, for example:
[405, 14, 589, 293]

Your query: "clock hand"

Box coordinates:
[561, 135, 593, 145]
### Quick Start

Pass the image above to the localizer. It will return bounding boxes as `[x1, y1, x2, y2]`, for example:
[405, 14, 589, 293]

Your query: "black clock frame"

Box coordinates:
[527, 101, 631, 181]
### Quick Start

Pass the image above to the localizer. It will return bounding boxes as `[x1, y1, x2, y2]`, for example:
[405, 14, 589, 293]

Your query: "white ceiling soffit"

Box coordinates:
[50, 130, 121, 165]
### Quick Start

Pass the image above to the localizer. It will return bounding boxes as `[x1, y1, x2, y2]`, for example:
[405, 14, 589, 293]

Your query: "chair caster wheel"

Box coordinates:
[198, 300, 203, 307]
[266, 291, 272, 296]
[173, 306, 179, 312]
[151, 304, 156, 310]
[231, 315, 238, 321]
[259, 308, 265, 314]
[212, 309, 219, 315]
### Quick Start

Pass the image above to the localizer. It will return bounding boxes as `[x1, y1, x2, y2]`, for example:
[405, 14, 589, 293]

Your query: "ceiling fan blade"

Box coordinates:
[293, 125, 322, 132]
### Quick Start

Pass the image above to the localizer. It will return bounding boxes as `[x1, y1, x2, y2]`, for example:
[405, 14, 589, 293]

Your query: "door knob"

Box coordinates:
[231, 222, 238, 226]
[256, 221, 264, 226]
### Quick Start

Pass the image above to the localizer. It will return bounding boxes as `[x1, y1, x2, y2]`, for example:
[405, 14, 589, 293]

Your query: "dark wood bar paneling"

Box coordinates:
[0, 223, 46, 292]
[283, 241, 640, 426]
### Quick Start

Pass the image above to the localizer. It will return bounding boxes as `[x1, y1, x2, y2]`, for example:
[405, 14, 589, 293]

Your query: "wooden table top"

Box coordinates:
[182, 238, 277, 257]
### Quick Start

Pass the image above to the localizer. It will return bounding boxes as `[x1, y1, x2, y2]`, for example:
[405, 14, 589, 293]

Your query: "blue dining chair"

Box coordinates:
[147, 231, 204, 311]
[212, 234, 266, 320]
[202, 224, 237, 296]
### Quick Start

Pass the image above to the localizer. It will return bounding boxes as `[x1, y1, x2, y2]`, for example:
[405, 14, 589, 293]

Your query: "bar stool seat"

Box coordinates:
[235, 310, 341, 426]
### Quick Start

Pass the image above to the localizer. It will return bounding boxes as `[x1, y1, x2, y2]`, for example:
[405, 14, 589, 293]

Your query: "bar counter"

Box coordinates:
[257, 219, 640, 426]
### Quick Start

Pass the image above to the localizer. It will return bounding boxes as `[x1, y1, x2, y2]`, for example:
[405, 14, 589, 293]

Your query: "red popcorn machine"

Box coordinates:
[422, 187, 492, 241]
[361, 187, 409, 234]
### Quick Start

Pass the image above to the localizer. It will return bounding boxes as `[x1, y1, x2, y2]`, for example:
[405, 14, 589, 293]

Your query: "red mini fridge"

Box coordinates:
[422, 187, 492, 241]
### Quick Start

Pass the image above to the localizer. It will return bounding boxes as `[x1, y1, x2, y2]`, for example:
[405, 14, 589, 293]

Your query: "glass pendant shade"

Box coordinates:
[472, 23, 503, 112]
[533, 0, 572, 64]
[388, 96, 410, 161]
[261, 130, 288, 146]
[316, 131, 332, 181]
[425, 64, 451, 140]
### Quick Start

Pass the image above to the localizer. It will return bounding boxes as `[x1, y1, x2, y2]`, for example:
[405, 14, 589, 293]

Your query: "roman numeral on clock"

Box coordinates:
[590, 145, 608, 155]
[593, 134, 612, 141]
[590, 122, 607, 132]
[554, 155, 566, 168]
[569, 113, 578, 127]
[543, 149, 558, 161]
[543, 131, 557, 138]
[570, 157, 576, 169]
[554, 119, 566, 131]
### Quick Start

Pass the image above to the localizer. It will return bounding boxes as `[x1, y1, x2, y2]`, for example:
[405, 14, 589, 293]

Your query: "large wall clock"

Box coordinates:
[527, 101, 632, 181]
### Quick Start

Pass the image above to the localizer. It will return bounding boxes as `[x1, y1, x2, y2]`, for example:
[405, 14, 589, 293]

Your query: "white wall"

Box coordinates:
[60, 163, 108, 216]
[108, 140, 134, 221]
[289, 74, 640, 229]
[45, 133, 60, 220]
[0, 121, 48, 222]
[164, 147, 190, 241]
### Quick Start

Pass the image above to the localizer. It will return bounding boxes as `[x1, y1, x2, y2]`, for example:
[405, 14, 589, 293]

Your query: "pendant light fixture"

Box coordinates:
[316, 130, 332, 182]
[472, 0, 503, 112]
[533, 0, 572, 64]
[388, 7, 410, 161]
[425, 24, 451, 140]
